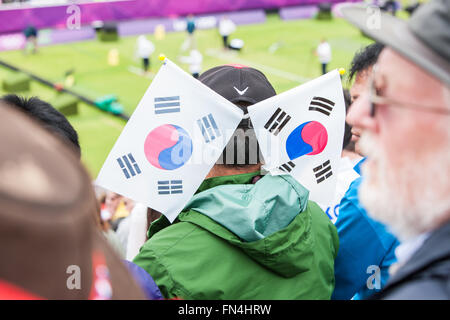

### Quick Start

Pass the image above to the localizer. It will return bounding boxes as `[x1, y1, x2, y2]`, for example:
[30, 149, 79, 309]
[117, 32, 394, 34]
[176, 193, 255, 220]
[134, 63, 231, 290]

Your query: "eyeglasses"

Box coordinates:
[368, 64, 450, 117]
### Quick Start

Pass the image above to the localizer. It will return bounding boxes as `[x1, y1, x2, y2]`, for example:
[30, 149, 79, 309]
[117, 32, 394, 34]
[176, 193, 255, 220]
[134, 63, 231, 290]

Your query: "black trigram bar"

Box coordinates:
[197, 113, 221, 143]
[157, 180, 183, 195]
[279, 161, 296, 173]
[264, 107, 291, 136]
[313, 160, 333, 184]
[117, 153, 142, 179]
[308, 96, 335, 116]
[154, 96, 180, 114]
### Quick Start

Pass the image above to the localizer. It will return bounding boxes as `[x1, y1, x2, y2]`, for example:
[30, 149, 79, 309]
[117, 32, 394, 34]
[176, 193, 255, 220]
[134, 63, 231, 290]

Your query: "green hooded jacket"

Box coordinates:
[133, 171, 339, 299]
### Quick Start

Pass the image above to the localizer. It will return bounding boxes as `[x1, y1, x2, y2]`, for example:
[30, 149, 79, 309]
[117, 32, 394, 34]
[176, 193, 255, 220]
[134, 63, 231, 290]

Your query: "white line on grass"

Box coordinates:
[101, 116, 125, 131]
[205, 49, 311, 83]
[128, 66, 154, 79]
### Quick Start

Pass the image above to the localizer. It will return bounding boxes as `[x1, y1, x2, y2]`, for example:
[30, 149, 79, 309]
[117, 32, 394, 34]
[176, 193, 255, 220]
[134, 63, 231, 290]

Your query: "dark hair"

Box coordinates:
[348, 43, 384, 83]
[1, 94, 81, 157]
[342, 89, 353, 151]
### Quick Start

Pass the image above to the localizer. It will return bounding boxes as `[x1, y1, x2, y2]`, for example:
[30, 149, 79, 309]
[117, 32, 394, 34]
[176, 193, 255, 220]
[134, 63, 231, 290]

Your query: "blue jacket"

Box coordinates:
[332, 158, 400, 300]
[122, 260, 163, 300]
[186, 19, 195, 34]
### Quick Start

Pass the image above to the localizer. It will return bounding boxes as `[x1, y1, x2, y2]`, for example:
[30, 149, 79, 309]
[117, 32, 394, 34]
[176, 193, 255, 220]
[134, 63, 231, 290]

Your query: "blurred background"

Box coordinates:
[0, 0, 422, 177]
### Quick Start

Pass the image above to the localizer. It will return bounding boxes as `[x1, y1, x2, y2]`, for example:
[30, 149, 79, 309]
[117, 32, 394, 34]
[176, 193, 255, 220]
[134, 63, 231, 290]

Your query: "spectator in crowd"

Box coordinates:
[133, 65, 339, 299]
[0, 97, 161, 300]
[218, 16, 236, 50]
[125, 207, 162, 262]
[23, 24, 38, 54]
[93, 191, 162, 299]
[181, 14, 196, 52]
[0, 94, 80, 158]
[101, 191, 122, 225]
[341, 0, 450, 299]
[0, 102, 146, 299]
[0, 95, 137, 270]
[124, 203, 150, 261]
[315, 38, 332, 75]
[347, 43, 384, 154]
[110, 196, 133, 231]
[179, 48, 203, 78]
[116, 198, 136, 253]
[135, 35, 155, 75]
[332, 42, 400, 300]
[95, 199, 126, 259]
[317, 89, 362, 224]
[342, 89, 362, 163]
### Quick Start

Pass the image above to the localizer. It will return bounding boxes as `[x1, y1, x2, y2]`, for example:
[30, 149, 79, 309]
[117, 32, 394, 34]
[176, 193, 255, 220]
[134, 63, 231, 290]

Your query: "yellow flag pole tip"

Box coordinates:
[158, 54, 166, 61]
[338, 68, 346, 75]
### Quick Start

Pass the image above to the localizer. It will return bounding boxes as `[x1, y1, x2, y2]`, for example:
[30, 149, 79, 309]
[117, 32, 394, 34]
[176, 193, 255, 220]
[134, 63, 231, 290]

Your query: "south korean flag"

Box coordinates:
[96, 58, 243, 222]
[247, 70, 345, 206]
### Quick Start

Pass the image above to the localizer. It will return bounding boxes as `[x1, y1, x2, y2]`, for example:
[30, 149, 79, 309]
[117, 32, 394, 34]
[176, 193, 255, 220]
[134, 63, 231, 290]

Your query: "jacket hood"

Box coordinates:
[178, 171, 316, 277]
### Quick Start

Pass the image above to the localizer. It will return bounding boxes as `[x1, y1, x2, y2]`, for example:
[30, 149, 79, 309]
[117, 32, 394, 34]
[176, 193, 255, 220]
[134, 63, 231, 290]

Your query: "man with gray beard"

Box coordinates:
[341, 0, 450, 299]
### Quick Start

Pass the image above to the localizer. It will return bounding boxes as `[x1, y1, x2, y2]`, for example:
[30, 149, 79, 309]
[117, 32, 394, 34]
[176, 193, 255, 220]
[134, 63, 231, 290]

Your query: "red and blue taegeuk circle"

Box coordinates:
[286, 121, 328, 160]
[144, 124, 193, 170]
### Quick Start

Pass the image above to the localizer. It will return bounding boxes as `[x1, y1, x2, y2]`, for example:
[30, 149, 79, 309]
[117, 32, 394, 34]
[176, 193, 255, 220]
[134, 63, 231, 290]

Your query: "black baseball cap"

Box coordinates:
[339, 0, 450, 86]
[199, 64, 275, 164]
[198, 64, 276, 112]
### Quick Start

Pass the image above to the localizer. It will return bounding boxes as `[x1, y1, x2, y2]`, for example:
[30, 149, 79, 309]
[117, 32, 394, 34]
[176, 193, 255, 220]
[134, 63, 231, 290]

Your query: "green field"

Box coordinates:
[0, 13, 374, 178]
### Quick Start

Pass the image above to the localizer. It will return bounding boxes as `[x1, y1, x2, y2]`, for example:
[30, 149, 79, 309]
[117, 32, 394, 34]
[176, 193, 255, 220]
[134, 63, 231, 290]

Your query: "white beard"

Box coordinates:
[358, 131, 450, 242]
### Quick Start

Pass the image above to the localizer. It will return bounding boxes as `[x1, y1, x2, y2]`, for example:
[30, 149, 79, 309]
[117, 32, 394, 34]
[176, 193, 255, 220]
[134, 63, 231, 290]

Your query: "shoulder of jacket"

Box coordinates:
[146, 221, 200, 253]
[138, 244, 194, 299]
[376, 257, 450, 299]
[379, 276, 450, 299]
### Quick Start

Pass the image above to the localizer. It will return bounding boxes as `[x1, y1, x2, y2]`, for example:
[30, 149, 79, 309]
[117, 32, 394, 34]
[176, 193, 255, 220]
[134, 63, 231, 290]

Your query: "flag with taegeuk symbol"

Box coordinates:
[247, 70, 346, 206]
[95, 58, 243, 222]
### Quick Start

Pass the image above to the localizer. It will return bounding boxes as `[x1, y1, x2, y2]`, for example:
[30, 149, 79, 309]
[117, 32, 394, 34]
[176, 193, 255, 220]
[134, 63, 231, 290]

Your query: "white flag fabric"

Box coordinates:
[247, 70, 346, 206]
[317, 156, 361, 223]
[95, 59, 243, 222]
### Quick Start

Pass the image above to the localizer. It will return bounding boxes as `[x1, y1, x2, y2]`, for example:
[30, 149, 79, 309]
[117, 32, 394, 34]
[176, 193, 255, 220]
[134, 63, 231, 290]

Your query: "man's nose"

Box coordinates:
[346, 91, 377, 132]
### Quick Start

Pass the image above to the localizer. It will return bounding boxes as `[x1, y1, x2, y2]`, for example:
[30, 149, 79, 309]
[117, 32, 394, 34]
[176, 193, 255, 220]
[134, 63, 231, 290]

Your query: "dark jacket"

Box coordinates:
[370, 221, 450, 300]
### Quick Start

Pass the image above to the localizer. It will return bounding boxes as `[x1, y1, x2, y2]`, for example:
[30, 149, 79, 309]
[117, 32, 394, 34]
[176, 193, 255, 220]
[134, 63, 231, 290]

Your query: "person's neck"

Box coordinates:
[205, 164, 262, 179]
